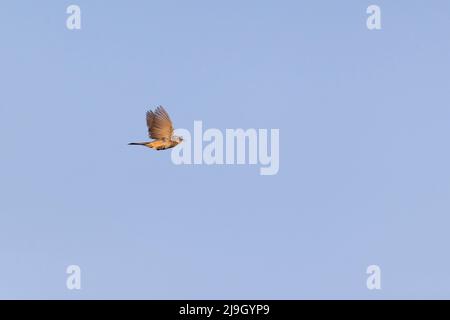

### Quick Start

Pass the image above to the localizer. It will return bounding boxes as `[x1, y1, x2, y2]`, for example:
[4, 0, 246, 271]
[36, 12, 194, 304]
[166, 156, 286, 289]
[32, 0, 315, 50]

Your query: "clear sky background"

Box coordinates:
[1, 1, 450, 299]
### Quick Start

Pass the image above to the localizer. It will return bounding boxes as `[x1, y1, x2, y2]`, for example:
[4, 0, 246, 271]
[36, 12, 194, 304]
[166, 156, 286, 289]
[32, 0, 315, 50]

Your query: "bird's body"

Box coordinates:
[129, 139, 180, 150]
[129, 106, 183, 150]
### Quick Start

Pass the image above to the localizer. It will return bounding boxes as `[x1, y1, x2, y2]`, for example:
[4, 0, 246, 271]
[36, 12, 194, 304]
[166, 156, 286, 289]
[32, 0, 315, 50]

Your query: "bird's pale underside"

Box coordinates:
[128, 106, 183, 150]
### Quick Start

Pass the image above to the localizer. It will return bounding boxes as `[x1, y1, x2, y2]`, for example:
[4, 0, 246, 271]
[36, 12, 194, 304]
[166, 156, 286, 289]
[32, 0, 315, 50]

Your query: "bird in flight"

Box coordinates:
[128, 106, 183, 150]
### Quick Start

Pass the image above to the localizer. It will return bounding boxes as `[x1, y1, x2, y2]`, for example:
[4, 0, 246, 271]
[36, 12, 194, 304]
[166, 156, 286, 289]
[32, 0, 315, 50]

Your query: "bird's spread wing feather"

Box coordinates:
[146, 106, 174, 140]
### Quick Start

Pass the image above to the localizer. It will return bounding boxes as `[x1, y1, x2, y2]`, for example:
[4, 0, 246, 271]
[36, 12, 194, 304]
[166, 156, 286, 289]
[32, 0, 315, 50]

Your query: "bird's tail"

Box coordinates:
[128, 142, 149, 146]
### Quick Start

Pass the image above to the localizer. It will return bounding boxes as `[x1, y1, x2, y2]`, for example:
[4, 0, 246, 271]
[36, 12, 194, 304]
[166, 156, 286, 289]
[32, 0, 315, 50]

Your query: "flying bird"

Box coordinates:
[128, 106, 183, 150]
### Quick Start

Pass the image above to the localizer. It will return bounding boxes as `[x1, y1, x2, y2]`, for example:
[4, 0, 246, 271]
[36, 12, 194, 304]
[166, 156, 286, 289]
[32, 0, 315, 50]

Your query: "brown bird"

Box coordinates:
[128, 106, 183, 150]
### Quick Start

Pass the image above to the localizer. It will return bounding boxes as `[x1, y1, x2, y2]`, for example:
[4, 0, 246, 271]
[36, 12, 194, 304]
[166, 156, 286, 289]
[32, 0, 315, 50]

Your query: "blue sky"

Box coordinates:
[1, 1, 450, 299]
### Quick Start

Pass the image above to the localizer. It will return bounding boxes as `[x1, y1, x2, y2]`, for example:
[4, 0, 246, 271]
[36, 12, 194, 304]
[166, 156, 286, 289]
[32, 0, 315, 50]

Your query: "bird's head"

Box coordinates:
[172, 135, 183, 143]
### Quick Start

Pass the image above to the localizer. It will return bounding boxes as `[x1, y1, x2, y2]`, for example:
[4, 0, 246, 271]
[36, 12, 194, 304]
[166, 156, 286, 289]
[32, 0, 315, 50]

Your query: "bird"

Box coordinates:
[128, 106, 183, 150]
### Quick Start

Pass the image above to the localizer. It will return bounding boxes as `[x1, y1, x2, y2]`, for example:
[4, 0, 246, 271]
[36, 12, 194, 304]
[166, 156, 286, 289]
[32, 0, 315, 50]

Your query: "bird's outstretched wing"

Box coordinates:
[146, 106, 174, 140]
